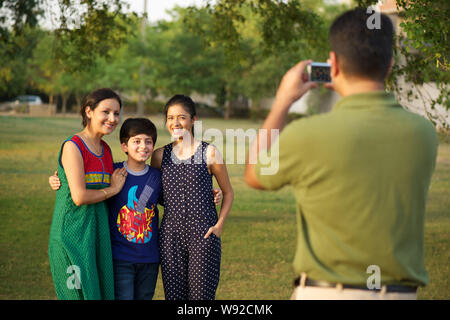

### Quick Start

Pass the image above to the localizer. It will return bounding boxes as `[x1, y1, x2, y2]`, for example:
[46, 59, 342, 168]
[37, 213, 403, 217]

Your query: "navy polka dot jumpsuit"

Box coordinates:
[159, 141, 221, 300]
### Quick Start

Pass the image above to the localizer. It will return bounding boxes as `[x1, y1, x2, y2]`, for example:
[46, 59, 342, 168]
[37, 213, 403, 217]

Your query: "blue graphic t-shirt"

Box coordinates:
[107, 162, 161, 263]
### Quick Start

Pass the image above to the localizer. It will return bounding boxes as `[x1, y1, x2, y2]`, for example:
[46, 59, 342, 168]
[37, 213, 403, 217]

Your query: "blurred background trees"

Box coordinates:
[0, 0, 346, 116]
[0, 0, 448, 130]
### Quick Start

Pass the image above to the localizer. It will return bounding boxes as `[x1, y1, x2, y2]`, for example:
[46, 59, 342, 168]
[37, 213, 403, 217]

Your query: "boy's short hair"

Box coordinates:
[120, 118, 157, 145]
[329, 8, 394, 81]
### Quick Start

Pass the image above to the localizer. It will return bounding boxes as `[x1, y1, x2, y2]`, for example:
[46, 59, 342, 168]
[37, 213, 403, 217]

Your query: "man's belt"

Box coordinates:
[294, 277, 417, 293]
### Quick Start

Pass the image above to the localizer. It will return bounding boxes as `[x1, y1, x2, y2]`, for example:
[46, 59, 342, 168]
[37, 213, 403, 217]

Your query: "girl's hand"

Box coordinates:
[110, 167, 127, 194]
[212, 188, 222, 205]
[49, 171, 61, 191]
[204, 223, 223, 239]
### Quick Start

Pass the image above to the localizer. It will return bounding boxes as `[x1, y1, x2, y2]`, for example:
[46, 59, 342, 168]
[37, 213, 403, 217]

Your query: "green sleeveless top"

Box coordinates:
[48, 135, 115, 300]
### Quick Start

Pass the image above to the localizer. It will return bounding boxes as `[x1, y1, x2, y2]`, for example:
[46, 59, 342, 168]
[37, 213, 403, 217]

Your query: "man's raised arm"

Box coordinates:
[244, 60, 317, 189]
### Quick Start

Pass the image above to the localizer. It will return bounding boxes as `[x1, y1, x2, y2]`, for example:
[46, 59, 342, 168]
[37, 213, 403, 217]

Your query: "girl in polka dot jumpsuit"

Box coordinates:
[152, 95, 234, 300]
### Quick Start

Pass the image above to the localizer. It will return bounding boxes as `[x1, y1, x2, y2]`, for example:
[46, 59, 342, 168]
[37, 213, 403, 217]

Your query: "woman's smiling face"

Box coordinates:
[166, 104, 196, 139]
[85, 98, 121, 135]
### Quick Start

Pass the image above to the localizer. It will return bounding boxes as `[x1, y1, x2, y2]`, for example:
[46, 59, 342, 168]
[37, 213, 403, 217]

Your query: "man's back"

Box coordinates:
[255, 91, 438, 286]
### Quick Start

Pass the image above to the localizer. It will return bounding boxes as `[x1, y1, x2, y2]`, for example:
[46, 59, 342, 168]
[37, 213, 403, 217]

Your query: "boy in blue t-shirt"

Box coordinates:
[107, 118, 161, 300]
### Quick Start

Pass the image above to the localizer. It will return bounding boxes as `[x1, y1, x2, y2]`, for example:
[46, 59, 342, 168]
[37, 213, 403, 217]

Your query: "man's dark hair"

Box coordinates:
[329, 8, 394, 81]
[120, 118, 157, 145]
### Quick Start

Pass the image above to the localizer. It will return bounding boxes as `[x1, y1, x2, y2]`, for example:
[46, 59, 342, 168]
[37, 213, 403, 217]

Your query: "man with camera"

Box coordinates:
[244, 8, 438, 300]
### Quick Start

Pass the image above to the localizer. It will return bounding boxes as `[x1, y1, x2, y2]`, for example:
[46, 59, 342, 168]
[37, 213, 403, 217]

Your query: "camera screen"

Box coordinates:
[311, 66, 331, 82]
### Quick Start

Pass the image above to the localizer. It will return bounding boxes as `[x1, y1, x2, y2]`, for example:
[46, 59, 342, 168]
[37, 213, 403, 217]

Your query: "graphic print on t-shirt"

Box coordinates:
[117, 185, 155, 244]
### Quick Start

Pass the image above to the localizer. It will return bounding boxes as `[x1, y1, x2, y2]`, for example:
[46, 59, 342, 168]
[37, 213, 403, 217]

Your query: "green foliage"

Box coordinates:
[27, 32, 64, 99]
[199, 0, 330, 57]
[53, 1, 134, 77]
[0, 0, 43, 33]
[0, 0, 339, 114]
[182, 1, 338, 116]
[0, 0, 135, 101]
[0, 26, 43, 98]
[145, 9, 224, 96]
[357, 0, 449, 131]
[392, 0, 449, 130]
[0, 1, 44, 98]
[1, 0, 447, 126]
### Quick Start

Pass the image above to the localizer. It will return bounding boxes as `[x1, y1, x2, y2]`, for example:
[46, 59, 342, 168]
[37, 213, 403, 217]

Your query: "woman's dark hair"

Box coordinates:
[163, 94, 197, 136]
[329, 8, 394, 81]
[80, 88, 122, 127]
[120, 118, 157, 145]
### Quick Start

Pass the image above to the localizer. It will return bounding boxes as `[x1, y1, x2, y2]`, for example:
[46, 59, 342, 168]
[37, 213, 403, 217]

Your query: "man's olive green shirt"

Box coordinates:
[255, 91, 438, 286]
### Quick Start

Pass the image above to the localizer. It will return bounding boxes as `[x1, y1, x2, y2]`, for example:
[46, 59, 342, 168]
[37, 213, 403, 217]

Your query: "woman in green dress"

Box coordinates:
[48, 88, 127, 299]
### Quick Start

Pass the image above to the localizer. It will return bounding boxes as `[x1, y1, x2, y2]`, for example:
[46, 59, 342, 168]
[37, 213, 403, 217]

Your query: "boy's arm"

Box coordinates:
[49, 170, 60, 190]
[157, 192, 164, 207]
[150, 148, 163, 169]
[150, 149, 164, 206]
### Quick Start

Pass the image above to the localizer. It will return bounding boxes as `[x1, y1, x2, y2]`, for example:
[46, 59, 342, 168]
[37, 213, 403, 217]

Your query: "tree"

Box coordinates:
[0, 0, 135, 107]
[182, 5, 242, 118]
[50, 0, 135, 110]
[0, 0, 44, 98]
[183, 0, 332, 118]
[139, 8, 226, 105]
[358, 0, 449, 132]
[0, 0, 43, 32]
[27, 32, 62, 105]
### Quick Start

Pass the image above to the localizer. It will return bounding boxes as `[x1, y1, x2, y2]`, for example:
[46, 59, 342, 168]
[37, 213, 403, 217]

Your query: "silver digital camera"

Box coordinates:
[307, 62, 331, 83]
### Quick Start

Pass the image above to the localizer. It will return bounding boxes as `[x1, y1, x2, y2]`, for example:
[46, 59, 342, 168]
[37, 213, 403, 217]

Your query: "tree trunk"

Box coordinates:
[224, 86, 232, 120]
[75, 94, 82, 111]
[224, 100, 231, 120]
[137, 87, 144, 116]
[61, 94, 68, 114]
[137, 0, 147, 116]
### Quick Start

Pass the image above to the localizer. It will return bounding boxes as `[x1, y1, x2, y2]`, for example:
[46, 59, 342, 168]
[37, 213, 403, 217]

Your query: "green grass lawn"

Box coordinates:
[0, 115, 448, 300]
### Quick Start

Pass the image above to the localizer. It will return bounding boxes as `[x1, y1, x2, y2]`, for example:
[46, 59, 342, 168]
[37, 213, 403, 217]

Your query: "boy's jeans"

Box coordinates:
[113, 259, 159, 300]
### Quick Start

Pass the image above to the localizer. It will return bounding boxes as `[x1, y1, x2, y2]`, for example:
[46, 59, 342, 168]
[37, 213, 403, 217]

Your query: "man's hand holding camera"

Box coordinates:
[273, 60, 319, 111]
[245, 60, 320, 189]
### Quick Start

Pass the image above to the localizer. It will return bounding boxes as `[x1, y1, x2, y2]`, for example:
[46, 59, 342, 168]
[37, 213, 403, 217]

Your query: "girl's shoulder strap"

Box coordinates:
[164, 142, 173, 151]
[201, 140, 212, 158]
[162, 143, 172, 157]
[201, 140, 210, 149]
